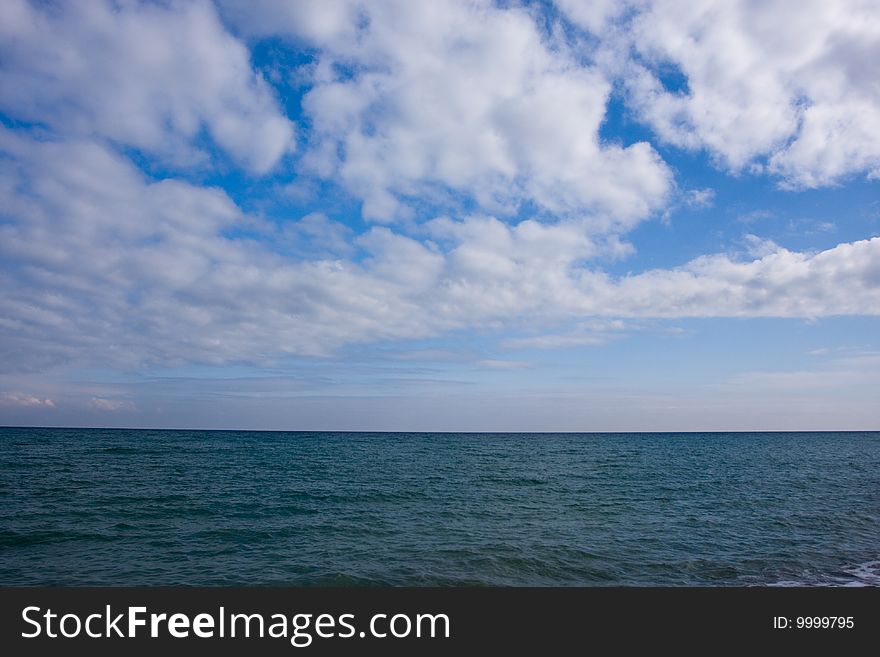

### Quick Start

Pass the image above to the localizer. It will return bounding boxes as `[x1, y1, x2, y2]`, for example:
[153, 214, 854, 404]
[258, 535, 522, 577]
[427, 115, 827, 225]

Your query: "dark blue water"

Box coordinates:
[0, 428, 878, 586]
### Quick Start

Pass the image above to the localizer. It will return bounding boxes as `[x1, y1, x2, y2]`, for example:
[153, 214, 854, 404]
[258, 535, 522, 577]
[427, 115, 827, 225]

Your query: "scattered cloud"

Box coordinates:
[0, 0, 878, 430]
[728, 351, 880, 392]
[500, 320, 692, 350]
[682, 188, 716, 209]
[0, 392, 55, 408]
[88, 398, 136, 412]
[1, 129, 879, 374]
[737, 210, 776, 224]
[785, 218, 836, 235]
[559, 0, 880, 188]
[477, 359, 533, 370]
[742, 234, 783, 259]
[384, 349, 474, 363]
[611, 238, 880, 318]
[661, 186, 716, 224]
[223, 0, 672, 225]
[503, 320, 629, 350]
[502, 334, 611, 350]
[0, 0, 295, 172]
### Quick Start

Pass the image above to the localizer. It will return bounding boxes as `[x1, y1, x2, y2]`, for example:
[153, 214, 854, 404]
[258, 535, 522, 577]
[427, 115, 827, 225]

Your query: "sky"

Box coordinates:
[1, 0, 879, 431]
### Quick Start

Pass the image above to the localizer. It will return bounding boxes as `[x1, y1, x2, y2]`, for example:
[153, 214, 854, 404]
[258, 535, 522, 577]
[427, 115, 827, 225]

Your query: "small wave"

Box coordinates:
[102, 447, 162, 455]
[0, 529, 118, 548]
[767, 559, 880, 587]
[841, 559, 880, 586]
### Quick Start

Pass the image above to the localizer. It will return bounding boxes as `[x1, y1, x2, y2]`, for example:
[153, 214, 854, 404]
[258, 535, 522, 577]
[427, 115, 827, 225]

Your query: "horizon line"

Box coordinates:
[1, 425, 878, 435]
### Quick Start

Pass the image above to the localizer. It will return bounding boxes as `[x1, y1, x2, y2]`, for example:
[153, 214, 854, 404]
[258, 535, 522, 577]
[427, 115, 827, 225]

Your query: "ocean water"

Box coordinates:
[0, 427, 877, 586]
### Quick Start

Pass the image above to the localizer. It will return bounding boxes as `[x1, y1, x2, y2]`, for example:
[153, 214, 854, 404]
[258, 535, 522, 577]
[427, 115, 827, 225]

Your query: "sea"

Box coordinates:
[0, 427, 877, 586]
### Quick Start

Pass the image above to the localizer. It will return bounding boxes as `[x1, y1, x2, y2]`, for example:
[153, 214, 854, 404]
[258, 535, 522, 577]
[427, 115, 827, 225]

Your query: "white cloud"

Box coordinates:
[682, 188, 715, 209]
[727, 352, 880, 393]
[742, 234, 782, 259]
[274, 212, 355, 259]
[2, 130, 879, 375]
[502, 333, 611, 350]
[219, 0, 364, 44]
[737, 210, 776, 224]
[608, 237, 880, 318]
[477, 359, 533, 371]
[1, 0, 879, 376]
[553, 0, 629, 34]
[0, 0, 294, 173]
[222, 0, 671, 225]
[0, 392, 55, 408]
[558, 0, 880, 188]
[502, 320, 629, 350]
[89, 398, 136, 412]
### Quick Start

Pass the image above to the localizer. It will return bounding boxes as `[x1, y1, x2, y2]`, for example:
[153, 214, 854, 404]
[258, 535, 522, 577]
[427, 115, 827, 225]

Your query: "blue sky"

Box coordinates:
[1, 0, 879, 430]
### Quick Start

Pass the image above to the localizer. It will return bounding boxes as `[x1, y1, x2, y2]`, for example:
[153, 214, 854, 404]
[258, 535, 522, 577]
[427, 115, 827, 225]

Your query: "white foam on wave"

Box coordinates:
[765, 580, 806, 588]
[841, 559, 880, 586]
[764, 559, 880, 587]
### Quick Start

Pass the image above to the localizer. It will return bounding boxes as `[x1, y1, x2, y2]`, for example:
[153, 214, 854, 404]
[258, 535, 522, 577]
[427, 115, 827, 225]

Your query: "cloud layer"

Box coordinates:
[2, 128, 879, 374]
[0, 0, 878, 384]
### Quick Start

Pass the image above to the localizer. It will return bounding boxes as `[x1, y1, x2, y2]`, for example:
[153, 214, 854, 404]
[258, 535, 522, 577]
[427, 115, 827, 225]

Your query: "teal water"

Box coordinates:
[0, 428, 877, 586]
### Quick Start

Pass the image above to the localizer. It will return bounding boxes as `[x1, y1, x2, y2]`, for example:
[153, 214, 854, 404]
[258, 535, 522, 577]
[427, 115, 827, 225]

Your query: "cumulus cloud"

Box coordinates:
[558, 0, 880, 187]
[219, 0, 364, 43]
[2, 129, 879, 374]
[0, 1, 878, 386]
[222, 0, 671, 225]
[0, 0, 294, 173]
[608, 238, 880, 318]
